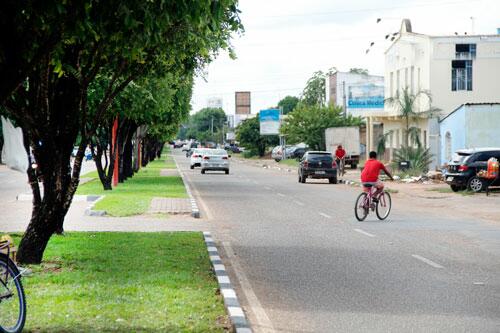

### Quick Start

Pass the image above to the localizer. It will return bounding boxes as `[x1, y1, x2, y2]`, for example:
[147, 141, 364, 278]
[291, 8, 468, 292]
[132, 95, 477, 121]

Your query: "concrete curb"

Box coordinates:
[173, 157, 200, 218]
[203, 232, 252, 333]
[84, 195, 106, 216]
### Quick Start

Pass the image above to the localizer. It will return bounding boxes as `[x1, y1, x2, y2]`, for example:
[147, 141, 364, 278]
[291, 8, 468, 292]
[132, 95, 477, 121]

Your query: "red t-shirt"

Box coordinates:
[335, 148, 346, 159]
[361, 159, 387, 182]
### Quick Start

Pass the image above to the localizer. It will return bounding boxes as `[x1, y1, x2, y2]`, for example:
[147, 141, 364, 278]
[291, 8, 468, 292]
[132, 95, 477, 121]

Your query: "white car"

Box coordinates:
[190, 148, 207, 169]
[201, 149, 230, 174]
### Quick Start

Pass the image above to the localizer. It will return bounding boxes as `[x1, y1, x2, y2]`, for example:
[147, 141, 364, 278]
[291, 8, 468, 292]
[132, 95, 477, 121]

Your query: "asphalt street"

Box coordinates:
[174, 151, 500, 333]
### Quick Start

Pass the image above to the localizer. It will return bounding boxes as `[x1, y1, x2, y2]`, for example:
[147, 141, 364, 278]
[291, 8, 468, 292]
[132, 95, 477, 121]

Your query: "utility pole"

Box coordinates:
[280, 107, 286, 160]
[210, 116, 214, 142]
[342, 80, 347, 118]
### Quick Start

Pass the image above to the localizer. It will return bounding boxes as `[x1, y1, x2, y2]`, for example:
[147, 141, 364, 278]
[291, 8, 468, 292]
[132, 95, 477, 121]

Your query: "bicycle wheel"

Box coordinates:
[354, 192, 369, 221]
[376, 192, 392, 220]
[0, 254, 26, 333]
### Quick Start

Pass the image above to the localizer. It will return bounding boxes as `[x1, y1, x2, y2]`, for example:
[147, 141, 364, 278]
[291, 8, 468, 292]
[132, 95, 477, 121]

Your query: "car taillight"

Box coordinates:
[304, 161, 308, 168]
[203, 156, 210, 160]
[193, 154, 199, 158]
[222, 156, 228, 160]
[458, 165, 468, 172]
[332, 160, 337, 168]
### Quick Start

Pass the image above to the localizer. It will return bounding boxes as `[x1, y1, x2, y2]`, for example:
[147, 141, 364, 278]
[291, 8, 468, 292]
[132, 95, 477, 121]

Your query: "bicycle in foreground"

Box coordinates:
[0, 240, 26, 333]
[354, 183, 392, 221]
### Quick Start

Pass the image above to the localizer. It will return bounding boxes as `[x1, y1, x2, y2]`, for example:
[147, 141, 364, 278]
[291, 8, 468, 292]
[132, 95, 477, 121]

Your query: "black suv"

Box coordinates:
[445, 148, 500, 192]
[298, 151, 337, 184]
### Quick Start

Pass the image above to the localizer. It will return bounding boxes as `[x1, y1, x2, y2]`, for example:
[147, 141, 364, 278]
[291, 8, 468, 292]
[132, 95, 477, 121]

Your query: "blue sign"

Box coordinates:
[259, 109, 280, 135]
[348, 84, 384, 109]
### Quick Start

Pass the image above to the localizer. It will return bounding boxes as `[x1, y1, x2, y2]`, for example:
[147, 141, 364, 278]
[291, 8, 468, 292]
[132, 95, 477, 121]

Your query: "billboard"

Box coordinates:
[348, 84, 384, 109]
[235, 91, 251, 114]
[259, 109, 280, 135]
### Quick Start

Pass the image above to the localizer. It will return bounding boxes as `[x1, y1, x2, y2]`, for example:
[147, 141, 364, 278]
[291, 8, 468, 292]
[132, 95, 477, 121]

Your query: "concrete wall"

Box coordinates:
[439, 104, 500, 165]
[439, 106, 466, 165]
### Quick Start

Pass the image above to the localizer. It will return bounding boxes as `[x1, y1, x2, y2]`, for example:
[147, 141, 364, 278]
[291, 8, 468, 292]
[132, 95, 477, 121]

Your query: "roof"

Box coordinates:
[455, 147, 500, 154]
[439, 103, 500, 122]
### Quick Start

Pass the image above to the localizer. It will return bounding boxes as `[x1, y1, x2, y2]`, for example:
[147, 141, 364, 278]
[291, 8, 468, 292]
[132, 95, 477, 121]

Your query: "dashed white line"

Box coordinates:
[277, 193, 286, 197]
[294, 200, 305, 206]
[353, 228, 375, 238]
[264, 186, 272, 190]
[319, 212, 331, 219]
[411, 254, 444, 269]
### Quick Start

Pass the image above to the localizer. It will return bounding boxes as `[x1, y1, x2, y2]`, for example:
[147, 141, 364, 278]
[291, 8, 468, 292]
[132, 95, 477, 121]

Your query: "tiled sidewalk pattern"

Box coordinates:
[149, 197, 191, 214]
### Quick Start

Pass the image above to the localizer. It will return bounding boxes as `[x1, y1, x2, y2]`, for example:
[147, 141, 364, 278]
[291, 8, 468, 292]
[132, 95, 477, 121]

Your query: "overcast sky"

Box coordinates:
[191, 0, 500, 115]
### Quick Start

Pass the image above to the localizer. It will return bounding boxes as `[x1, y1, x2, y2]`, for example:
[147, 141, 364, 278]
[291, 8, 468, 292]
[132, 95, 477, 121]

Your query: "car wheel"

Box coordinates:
[467, 176, 484, 192]
[190, 165, 194, 169]
[351, 164, 357, 169]
[450, 185, 464, 192]
[329, 177, 338, 184]
[201, 169, 206, 174]
[275, 158, 280, 162]
[225, 169, 229, 175]
[300, 174, 306, 183]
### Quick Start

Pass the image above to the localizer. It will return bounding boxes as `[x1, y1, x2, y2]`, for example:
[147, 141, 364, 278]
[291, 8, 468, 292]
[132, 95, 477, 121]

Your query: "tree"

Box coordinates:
[277, 96, 299, 115]
[385, 87, 440, 148]
[300, 67, 336, 107]
[3, 1, 242, 264]
[236, 116, 278, 157]
[185, 107, 227, 143]
[349, 68, 369, 75]
[281, 104, 362, 151]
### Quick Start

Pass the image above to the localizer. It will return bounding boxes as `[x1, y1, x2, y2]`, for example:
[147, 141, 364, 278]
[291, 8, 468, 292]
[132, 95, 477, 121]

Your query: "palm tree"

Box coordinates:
[385, 87, 440, 148]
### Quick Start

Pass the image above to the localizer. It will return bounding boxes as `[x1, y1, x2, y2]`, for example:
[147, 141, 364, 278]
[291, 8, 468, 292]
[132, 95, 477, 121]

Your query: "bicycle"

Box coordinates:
[0, 240, 26, 333]
[354, 184, 392, 221]
[336, 158, 345, 177]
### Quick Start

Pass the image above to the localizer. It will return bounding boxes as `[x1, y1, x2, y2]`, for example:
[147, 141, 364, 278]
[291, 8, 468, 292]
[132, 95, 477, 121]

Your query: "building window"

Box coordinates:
[390, 72, 394, 98]
[445, 132, 452, 162]
[451, 60, 472, 91]
[396, 70, 400, 96]
[455, 44, 476, 59]
[404, 68, 408, 89]
[410, 66, 415, 94]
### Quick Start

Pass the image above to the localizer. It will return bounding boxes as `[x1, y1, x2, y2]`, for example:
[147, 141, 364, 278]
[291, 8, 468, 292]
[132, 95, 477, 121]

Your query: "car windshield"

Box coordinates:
[208, 149, 227, 156]
[307, 153, 332, 162]
[451, 152, 471, 163]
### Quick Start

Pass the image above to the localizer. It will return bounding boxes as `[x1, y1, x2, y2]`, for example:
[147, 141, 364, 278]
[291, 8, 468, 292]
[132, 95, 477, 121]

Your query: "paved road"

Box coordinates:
[174, 150, 500, 333]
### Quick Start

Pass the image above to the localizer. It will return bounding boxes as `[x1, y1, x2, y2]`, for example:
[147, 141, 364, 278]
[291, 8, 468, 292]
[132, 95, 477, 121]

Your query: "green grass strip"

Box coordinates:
[77, 158, 187, 216]
[12, 232, 228, 333]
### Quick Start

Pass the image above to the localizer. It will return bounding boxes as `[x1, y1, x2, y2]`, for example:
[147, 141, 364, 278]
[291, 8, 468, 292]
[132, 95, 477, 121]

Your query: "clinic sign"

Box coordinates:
[259, 109, 280, 135]
[348, 84, 384, 109]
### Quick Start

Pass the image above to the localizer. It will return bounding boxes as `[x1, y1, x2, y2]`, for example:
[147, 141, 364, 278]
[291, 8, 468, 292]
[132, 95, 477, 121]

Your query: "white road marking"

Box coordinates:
[294, 200, 304, 206]
[277, 192, 286, 197]
[264, 186, 272, 190]
[223, 242, 276, 333]
[319, 212, 331, 219]
[473, 282, 485, 286]
[411, 254, 444, 269]
[353, 228, 375, 238]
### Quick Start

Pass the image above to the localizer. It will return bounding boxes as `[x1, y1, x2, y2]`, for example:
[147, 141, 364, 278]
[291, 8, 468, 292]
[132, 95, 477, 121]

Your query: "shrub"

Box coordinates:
[242, 149, 258, 158]
[393, 146, 433, 173]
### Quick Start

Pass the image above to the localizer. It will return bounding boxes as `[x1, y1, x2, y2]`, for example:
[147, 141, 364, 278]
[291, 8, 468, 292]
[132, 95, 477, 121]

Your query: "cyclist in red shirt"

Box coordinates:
[335, 145, 346, 175]
[361, 151, 393, 200]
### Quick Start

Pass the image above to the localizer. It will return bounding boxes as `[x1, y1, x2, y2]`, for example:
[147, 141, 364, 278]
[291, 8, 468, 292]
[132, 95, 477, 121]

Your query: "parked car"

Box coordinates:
[225, 144, 241, 154]
[445, 148, 500, 192]
[201, 149, 230, 174]
[288, 146, 308, 159]
[271, 145, 293, 162]
[190, 148, 208, 169]
[298, 151, 337, 184]
[173, 141, 184, 148]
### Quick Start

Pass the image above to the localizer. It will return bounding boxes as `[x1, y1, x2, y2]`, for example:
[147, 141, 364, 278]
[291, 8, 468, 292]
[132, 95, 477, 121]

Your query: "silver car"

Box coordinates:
[201, 149, 230, 174]
[190, 148, 207, 169]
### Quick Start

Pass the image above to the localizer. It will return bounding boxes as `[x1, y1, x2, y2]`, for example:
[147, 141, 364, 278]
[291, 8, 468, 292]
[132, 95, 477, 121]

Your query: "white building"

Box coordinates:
[326, 71, 384, 118]
[367, 19, 500, 166]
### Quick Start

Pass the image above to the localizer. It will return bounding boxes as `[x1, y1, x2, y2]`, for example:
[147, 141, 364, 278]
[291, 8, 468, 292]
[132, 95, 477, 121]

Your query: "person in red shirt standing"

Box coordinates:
[361, 151, 393, 200]
[335, 145, 346, 175]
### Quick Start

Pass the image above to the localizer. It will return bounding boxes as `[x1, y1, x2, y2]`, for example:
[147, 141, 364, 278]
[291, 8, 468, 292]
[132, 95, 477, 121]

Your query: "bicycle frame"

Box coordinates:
[361, 186, 386, 210]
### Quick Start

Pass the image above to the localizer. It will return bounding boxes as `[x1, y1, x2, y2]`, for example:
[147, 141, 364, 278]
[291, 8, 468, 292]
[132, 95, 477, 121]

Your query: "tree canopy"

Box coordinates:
[185, 107, 227, 143]
[236, 115, 278, 156]
[281, 104, 362, 151]
[277, 96, 299, 115]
